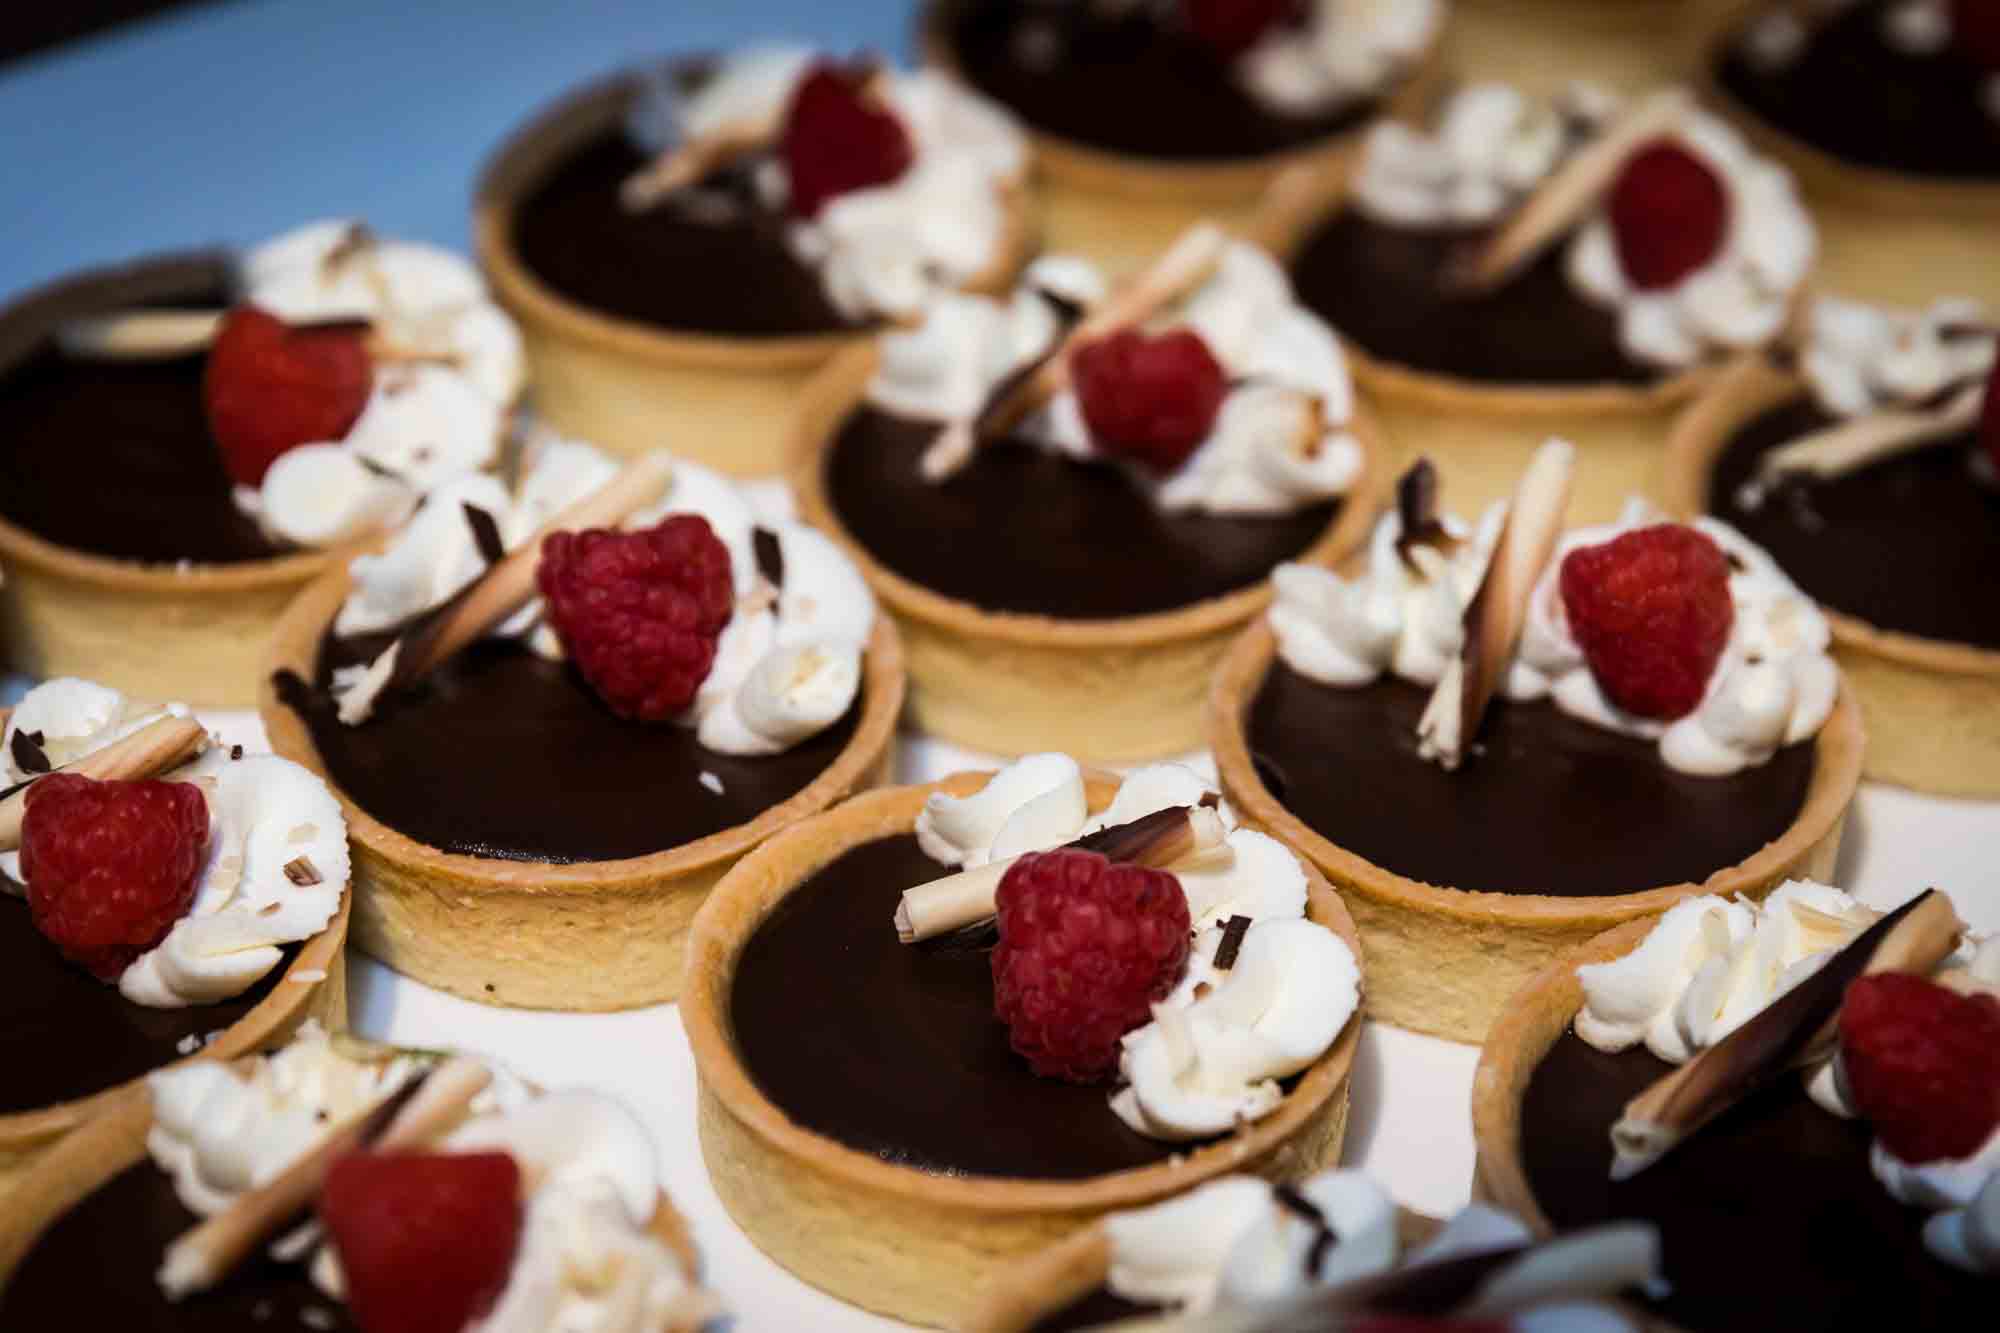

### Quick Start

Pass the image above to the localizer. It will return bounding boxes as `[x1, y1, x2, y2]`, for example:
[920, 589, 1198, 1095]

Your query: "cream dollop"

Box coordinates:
[1566, 105, 1816, 370]
[668, 49, 1026, 321]
[1796, 294, 1996, 418]
[1236, 0, 1441, 117]
[1352, 82, 1595, 227]
[867, 243, 1364, 516]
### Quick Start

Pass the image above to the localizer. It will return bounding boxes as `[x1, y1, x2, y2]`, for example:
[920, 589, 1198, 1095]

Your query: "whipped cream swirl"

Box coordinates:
[332, 439, 875, 757]
[1796, 294, 1996, 418]
[2, 678, 347, 1008]
[915, 754, 1359, 1143]
[231, 220, 525, 550]
[644, 47, 1026, 322]
[1236, 0, 1442, 117]
[1271, 488, 1838, 777]
[869, 244, 1365, 516]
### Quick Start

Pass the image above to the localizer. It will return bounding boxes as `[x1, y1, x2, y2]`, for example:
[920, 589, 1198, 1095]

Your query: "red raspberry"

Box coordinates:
[1607, 141, 1731, 291]
[20, 774, 209, 981]
[780, 63, 914, 219]
[537, 514, 735, 722]
[1182, 0, 1302, 57]
[991, 848, 1191, 1083]
[1954, 0, 2000, 70]
[1071, 328, 1229, 475]
[1978, 362, 2000, 475]
[1839, 972, 2000, 1165]
[321, 1149, 523, 1333]
[1559, 524, 1735, 721]
[203, 304, 373, 487]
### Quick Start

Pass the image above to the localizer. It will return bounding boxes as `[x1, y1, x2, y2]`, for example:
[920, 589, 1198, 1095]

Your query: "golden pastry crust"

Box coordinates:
[474, 65, 1036, 477]
[917, 2, 1446, 266]
[1209, 617, 1866, 1044]
[790, 346, 1389, 762]
[1663, 357, 2000, 797]
[258, 557, 904, 1012]
[680, 771, 1365, 1330]
[0, 895, 350, 1204]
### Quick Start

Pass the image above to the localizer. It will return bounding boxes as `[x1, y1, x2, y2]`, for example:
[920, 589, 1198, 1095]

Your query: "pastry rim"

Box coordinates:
[790, 344, 1391, 650]
[1208, 615, 1867, 923]
[257, 550, 906, 894]
[473, 59, 1037, 375]
[680, 769, 1365, 1214]
[1661, 355, 2000, 680]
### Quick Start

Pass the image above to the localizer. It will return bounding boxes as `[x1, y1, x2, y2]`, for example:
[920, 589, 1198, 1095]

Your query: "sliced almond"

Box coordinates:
[1754, 381, 1984, 484]
[1447, 88, 1692, 294]
[0, 716, 210, 850]
[1416, 439, 1574, 770]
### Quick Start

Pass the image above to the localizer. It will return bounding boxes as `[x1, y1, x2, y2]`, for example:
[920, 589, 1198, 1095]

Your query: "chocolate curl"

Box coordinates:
[918, 222, 1232, 481]
[1392, 458, 1462, 573]
[1610, 888, 1963, 1181]
[1416, 439, 1574, 771]
[1446, 88, 1692, 295]
[0, 716, 210, 851]
[156, 1055, 492, 1300]
[335, 451, 675, 725]
[1753, 381, 1985, 484]
[55, 308, 458, 367]
[893, 803, 1229, 944]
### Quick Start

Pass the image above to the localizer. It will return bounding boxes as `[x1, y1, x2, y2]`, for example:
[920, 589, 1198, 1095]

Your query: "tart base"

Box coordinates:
[1211, 618, 1865, 1044]
[475, 66, 1034, 477]
[1448, 0, 1707, 97]
[1664, 359, 2000, 798]
[683, 772, 1363, 1329]
[260, 557, 904, 1012]
[792, 347, 1387, 764]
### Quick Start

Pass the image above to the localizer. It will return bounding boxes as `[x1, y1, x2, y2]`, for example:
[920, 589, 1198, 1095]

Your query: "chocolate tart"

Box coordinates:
[475, 63, 1035, 478]
[0, 254, 363, 708]
[680, 771, 1363, 1329]
[1700, 0, 2000, 311]
[1471, 915, 1987, 1332]
[1447, 0, 1706, 98]
[1663, 358, 2000, 798]
[0, 884, 349, 1201]
[258, 554, 904, 1012]
[792, 346, 1387, 762]
[1209, 615, 1865, 1044]
[919, 0, 1444, 266]
[0, 1072, 698, 1330]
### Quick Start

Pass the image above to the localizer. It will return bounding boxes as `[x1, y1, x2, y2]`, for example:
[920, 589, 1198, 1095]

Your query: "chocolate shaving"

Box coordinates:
[753, 526, 786, 590]
[1214, 915, 1252, 971]
[283, 856, 323, 887]
[1198, 791, 1222, 810]
[354, 454, 404, 482]
[10, 729, 49, 775]
[321, 223, 376, 277]
[966, 289, 1086, 439]
[1271, 1183, 1339, 1280]
[1393, 460, 1462, 572]
[462, 502, 506, 567]
[1072, 805, 1199, 861]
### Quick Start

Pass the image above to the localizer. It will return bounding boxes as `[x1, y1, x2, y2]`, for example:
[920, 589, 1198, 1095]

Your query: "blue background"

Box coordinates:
[0, 0, 918, 302]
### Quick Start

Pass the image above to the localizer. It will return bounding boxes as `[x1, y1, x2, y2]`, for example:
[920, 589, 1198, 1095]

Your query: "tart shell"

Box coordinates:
[1663, 357, 2000, 799]
[474, 66, 1036, 478]
[1209, 616, 1865, 1044]
[680, 770, 1364, 1329]
[259, 555, 904, 1012]
[791, 346, 1388, 763]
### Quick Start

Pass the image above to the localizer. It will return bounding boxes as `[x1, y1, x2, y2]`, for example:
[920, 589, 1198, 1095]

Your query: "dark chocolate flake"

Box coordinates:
[230, 744, 244, 761]
[282, 856, 323, 887]
[1214, 914, 1252, 971]
[753, 526, 786, 590]
[462, 502, 506, 567]
[10, 729, 50, 775]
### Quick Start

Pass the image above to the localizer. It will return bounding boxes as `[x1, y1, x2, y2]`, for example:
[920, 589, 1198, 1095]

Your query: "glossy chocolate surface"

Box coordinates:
[0, 255, 289, 565]
[1710, 395, 2000, 649]
[277, 628, 859, 865]
[0, 1156, 357, 1331]
[1523, 1029, 1985, 1331]
[1031, 1288, 1157, 1332]
[825, 407, 1340, 619]
[730, 833, 1194, 1180]
[509, 74, 859, 338]
[1247, 664, 1815, 894]
[939, 0, 1379, 160]
[1716, 1, 2000, 180]
[1290, 212, 1654, 387]
[0, 892, 294, 1114]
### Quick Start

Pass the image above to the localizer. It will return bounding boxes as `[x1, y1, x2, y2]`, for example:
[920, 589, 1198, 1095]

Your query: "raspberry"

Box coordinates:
[203, 304, 372, 487]
[321, 1150, 522, 1333]
[1954, 0, 2000, 70]
[1979, 362, 2000, 475]
[1607, 141, 1731, 291]
[20, 774, 209, 981]
[1559, 524, 1735, 721]
[1182, 0, 1301, 57]
[537, 514, 735, 722]
[1071, 328, 1228, 475]
[991, 848, 1191, 1083]
[1839, 972, 2000, 1165]
[780, 63, 913, 219]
